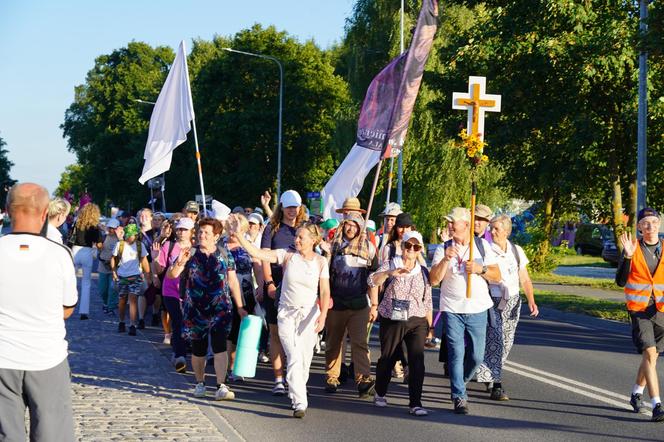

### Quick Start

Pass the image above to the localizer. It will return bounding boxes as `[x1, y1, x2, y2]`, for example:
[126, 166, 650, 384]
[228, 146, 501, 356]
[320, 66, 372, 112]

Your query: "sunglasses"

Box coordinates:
[403, 243, 422, 252]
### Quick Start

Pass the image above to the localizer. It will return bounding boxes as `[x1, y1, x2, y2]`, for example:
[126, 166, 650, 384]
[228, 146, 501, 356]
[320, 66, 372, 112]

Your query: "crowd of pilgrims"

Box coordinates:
[42, 189, 538, 418]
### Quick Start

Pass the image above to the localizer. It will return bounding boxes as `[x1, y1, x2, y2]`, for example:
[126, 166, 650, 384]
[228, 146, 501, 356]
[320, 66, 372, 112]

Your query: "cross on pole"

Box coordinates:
[452, 76, 501, 141]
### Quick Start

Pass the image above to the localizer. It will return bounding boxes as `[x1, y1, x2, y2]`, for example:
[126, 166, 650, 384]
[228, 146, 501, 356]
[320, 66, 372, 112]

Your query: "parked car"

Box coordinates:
[601, 240, 620, 266]
[574, 223, 614, 256]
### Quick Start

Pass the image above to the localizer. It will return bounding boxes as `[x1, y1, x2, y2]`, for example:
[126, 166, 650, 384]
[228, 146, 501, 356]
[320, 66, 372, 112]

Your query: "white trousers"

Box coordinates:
[72, 246, 93, 315]
[277, 304, 320, 409]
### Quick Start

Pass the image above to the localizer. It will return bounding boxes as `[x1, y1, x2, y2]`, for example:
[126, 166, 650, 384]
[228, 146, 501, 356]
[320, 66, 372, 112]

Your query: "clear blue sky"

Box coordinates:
[0, 0, 355, 194]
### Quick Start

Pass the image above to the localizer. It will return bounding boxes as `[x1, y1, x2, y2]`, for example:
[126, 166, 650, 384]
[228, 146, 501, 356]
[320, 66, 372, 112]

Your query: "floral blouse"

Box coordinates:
[368, 257, 433, 319]
[182, 246, 236, 340]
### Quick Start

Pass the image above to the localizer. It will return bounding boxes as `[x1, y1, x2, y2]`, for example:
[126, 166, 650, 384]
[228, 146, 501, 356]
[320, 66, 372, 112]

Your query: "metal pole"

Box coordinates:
[161, 173, 166, 212]
[636, 0, 648, 212]
[222, 48, 283, 200]
[277, 61, 283, 200]
[396, 0, 405, 206]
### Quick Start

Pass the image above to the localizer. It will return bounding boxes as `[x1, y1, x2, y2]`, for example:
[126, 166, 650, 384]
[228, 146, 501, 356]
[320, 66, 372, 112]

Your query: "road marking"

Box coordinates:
[504, 360, 652, 411]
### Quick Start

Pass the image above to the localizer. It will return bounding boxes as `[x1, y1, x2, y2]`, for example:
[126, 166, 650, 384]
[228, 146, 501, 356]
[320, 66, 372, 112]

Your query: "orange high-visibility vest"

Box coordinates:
[624, 241, 664, 312]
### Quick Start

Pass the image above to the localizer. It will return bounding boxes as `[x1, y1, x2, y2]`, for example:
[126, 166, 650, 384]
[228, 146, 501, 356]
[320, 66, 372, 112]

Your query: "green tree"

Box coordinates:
[188, 25, 353, 206]
[0, 135, 15, 204]
[54, 164, 90, 205]
[61, 42, 175, 211]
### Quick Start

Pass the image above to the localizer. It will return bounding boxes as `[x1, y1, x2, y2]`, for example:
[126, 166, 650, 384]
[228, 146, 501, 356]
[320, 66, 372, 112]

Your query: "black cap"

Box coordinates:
[395, 212, 414, 228]
[638, 207, 660, 222]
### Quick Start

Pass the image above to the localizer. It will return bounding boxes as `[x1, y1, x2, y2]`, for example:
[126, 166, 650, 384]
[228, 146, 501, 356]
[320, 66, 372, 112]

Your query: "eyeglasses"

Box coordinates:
[403, 243, 422, 252]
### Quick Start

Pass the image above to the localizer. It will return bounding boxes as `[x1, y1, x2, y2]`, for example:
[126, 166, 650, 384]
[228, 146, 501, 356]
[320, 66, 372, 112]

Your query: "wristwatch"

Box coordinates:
[480, 265, 488, 275]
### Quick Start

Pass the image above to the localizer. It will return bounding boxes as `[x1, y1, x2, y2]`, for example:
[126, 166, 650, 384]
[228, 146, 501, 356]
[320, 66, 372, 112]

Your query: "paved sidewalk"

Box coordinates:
[532, 282, 624, 302]
[66, 276, 242, 441]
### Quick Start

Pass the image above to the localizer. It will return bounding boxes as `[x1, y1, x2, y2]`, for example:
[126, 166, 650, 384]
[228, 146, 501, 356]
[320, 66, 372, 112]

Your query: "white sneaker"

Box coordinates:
[215, 384, 235, 401]
[163, 333, 171, 345]
[193, 382, 206, 398]
[272, 381, 286, 396]
[374, 394, 387, 408]
[227, 371, 244, 383]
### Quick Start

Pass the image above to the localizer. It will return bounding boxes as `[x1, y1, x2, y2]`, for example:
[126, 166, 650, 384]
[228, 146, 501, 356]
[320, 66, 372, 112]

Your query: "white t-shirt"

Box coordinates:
[0, 233, 78, 370]
[489, 241, 529, 298]
[275, 249, 329, 308]
[113, 240, 148, 277]
[46, 223, 63, 244]
[434, 237, 496, 314]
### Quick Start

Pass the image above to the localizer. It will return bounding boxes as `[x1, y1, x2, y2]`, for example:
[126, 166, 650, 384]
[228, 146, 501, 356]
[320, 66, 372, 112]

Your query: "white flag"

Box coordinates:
[321, 143, 381, 220]
[138, 40, 195, 184]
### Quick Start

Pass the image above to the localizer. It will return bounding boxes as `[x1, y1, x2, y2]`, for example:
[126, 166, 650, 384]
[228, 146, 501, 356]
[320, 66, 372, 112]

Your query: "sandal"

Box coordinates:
[409, 407, 429, 416]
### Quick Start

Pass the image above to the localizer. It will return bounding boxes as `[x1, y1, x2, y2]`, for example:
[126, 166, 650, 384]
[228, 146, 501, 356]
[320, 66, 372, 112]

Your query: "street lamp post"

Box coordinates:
[222, 48, 283, 199]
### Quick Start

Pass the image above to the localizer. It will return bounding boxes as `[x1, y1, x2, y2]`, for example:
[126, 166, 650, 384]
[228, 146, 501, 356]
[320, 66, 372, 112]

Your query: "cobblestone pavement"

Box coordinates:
[66, 275, 243, 441]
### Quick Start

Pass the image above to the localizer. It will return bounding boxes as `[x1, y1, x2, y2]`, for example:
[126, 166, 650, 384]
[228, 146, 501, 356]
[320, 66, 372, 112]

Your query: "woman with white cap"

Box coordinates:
[367, 230, 434, 416]
[260, 190, 308, 395]
[155, 216, 195, 373]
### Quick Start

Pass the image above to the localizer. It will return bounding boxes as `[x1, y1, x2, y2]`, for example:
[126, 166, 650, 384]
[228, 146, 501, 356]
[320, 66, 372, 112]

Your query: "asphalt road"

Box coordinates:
[141, 303, 663, 442]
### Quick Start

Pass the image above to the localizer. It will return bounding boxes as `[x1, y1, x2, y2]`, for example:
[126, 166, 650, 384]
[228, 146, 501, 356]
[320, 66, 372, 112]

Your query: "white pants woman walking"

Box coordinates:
[73, 245, 94, 317]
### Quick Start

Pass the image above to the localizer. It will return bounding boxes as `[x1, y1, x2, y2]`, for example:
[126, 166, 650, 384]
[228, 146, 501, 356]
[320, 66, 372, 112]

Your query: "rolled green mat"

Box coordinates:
[234, 315, 263, 378]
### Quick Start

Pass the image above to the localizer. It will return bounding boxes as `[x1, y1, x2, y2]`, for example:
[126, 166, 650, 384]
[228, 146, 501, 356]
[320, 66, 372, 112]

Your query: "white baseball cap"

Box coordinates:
[279, 190, 302, 208]
[402, 231, 424, 245]
[106, 218, 120, 229]
[247, 213, 264, 225]
[444, 207, 471, 223]
[176, 217, 195, 230]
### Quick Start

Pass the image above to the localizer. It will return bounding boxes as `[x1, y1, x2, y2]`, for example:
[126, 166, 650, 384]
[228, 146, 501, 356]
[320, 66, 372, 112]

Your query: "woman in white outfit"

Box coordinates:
[232, 221, 330, 418]
[475, 214, 538, 400]
[70, 203, 103, 320]
[46, 197, 71, 243]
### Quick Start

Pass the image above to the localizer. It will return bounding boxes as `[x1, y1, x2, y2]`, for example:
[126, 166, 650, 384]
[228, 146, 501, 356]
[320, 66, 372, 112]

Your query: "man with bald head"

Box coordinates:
[0, 183, 77, 441]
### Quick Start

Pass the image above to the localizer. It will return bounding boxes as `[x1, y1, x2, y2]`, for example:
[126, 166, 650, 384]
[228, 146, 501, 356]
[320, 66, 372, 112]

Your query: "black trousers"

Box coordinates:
[375, 315, 428, 407]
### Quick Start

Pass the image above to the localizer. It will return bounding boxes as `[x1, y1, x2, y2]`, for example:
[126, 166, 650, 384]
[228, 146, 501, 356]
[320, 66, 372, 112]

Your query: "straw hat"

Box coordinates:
[335, 197, 366, 214]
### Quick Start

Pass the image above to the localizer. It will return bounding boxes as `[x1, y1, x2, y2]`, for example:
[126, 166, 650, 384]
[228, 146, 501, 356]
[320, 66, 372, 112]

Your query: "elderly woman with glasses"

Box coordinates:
[368, 231, 434, 417]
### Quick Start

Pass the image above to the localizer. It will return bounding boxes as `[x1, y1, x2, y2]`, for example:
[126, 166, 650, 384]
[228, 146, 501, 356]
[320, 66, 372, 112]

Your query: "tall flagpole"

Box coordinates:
[181, 41, 208, 216]
[396, 0, 405, 206]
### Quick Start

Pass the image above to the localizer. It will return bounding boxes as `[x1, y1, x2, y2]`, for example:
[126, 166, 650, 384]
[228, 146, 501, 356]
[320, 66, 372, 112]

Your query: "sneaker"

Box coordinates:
[215, 384, 235, 401]
[374, 394, 387, 408]
[652, 403, 664, 422]
[490, 387, 509, 401]
[118, 322, 126, 333]
[128, 325, 137, 336]
[630, 393, 644, 413]
[258, 352, 270, 363]
[193, 382, 206, 398]
[409, 406, 429, 417]
[163, 333, 171, 345]
[137, 319, 145, 329]
[454, 397, 469, 415]
[293, 406, 306, 418]
[80, 314, 89, 320]
[272, 381, 286, 396]
[174, 356, 187, 373]
[357, 377, 376, 398]
[227, 371, 244, 383]
[325, 378, 340, 393]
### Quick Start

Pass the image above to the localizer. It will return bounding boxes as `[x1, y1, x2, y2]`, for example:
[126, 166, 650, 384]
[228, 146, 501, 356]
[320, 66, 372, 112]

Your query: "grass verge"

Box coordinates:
[556, 254, 613, 268]
[533, 290, 627, 322]
[531, 272, 621, 291]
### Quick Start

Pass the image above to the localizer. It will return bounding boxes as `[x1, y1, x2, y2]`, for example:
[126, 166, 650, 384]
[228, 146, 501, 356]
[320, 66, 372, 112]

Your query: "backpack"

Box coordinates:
[112, 240, 142, 270]
[509, 241, 521, 269]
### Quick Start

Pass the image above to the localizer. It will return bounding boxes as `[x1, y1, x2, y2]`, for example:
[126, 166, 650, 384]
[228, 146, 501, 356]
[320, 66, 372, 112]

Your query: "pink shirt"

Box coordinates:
[157, 241, 182, 299]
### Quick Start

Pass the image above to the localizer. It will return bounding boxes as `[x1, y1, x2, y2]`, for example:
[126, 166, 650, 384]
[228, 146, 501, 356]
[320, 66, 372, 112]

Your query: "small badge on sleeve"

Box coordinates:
[19, 244, 29, 251]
